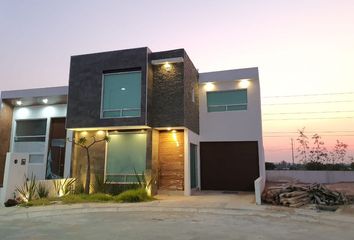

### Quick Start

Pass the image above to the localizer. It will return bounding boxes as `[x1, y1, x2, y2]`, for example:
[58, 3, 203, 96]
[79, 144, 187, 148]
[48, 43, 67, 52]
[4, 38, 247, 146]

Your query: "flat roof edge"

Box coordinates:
[1, 86, 68, 100]
[199, 67, 259, 83]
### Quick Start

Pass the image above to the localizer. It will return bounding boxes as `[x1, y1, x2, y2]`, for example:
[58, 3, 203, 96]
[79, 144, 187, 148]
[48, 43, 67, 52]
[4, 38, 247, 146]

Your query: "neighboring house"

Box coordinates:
[0, 47, 265, 200]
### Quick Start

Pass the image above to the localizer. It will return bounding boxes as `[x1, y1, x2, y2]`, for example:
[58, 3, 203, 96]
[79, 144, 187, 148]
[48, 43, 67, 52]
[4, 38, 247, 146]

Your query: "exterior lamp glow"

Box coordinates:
[42, 98, 48, 104]
[97, 130, 105, 136]
[163, 62, 171, 71]
[239, 79, 250, 88]
[121, 87, 126, 91]
[204, 82, 215, 91]
[167, 127, 172, 131]
[16, 100, 22, 106]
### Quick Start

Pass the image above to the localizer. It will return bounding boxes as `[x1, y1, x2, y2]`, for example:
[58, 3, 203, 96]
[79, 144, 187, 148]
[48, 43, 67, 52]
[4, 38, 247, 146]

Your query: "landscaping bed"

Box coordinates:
[18, 189, 153, 207]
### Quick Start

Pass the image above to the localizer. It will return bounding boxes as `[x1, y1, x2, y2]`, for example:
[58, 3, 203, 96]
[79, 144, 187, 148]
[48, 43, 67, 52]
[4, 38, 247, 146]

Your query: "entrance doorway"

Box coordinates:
[190, 143, 198, 189]
[46, 118, 66, 179]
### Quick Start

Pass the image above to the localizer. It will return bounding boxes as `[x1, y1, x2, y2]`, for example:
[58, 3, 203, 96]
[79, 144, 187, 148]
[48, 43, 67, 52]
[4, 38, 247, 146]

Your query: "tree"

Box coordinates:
[68, 134, 109, 194]
[296, 127, 309, 163]
[330, 140, 348, 164]
[309, 134, 328, 164]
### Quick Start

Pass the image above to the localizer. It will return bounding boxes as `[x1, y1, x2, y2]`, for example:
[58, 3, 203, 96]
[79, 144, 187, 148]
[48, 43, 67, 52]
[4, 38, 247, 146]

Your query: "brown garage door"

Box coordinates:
[200, 141, 259, 191]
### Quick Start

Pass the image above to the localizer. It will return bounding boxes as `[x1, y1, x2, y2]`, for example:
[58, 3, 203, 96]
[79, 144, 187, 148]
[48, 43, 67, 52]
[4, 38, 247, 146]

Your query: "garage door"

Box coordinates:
[200, 141, 259, 191]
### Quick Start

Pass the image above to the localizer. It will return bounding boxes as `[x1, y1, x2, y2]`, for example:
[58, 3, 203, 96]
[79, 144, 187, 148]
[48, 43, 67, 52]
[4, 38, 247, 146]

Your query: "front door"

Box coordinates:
[46, 118, 66, 179]
[190, 143, 198, 189]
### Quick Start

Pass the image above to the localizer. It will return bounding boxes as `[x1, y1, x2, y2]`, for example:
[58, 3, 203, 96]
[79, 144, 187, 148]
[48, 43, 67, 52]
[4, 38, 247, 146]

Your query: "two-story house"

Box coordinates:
[0, 47, 265, 201]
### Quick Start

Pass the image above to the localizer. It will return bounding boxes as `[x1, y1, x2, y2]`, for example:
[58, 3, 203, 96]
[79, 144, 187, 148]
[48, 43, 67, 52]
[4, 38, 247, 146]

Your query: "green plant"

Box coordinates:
[16, 174, 37, 202]
[74, 180, 85, 194]
[53, 177, 76, 197]
[91, 174, 108, 193]
[105, 183, 138, 195]
[59, 193, 114, 204]
[133, 169, 154, 190]
[114, 188, 152, 203]
[37, 182, 49, 198]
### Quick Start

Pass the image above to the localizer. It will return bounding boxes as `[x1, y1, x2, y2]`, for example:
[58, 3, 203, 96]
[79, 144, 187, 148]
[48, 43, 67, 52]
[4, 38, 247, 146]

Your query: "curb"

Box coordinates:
[1, 203, 354, 224]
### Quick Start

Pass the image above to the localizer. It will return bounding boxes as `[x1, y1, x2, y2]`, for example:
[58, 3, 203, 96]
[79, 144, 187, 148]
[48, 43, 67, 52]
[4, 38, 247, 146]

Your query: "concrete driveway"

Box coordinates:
[1, 192, 354, 240]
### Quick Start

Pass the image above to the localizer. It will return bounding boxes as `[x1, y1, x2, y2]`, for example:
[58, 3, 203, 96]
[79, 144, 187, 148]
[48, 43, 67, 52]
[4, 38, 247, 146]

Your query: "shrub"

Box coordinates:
[59, 193, 114, 204]
[74, 180, 85, 194]
[37, 183, 49, 198]
[265, 162, 276, 170]
[351, 162, 354, 171]
[4, 199, 18, 207]
[305, 161, 326, 170]
[16, 174, 37, 202]
[105, 183, 139, 196]
[114, 188, 152, 203]
[53, 178, 76, 197]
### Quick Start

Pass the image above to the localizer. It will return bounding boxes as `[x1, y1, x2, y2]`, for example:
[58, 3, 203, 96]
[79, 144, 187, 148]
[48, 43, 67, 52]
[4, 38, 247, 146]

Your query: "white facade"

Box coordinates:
[9, 104, 72, 180]
[198, 68, 266, 193]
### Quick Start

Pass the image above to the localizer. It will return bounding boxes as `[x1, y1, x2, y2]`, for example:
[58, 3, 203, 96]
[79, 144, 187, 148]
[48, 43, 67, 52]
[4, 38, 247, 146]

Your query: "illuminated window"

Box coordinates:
[105, 132, 146, 183]
[101, 71, 141, 118]
[207, 89, 247, 112]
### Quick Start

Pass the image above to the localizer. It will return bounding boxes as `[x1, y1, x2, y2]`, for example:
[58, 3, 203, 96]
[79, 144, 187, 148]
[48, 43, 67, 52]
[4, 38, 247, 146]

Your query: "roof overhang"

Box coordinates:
[151, 57, 184, 65]
[1, 86, 68, 107]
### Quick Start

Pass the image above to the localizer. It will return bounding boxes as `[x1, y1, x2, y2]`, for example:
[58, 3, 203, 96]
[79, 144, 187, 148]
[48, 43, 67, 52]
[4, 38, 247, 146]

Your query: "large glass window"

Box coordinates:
[207, 89, 247, 112]
[14, 119, 47, 162]
[101, 71, 141, 118]
[105, 132, 146, 183]
[15, 119, 47, 142]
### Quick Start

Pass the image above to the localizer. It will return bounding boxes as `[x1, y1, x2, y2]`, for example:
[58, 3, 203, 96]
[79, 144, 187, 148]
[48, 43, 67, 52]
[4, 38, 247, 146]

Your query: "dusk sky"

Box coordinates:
[1, 0, 353, 162]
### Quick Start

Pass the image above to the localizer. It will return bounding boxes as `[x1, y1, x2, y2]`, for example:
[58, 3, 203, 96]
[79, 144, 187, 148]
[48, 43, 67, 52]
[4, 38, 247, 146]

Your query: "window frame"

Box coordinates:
[104, 131, 147, 184]
[100, 70, 142, 119]
[206, 89, 248, 113]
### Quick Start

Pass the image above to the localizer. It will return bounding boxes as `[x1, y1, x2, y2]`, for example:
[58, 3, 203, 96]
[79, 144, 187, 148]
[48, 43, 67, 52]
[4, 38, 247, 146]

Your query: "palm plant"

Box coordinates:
[37, 182, 49, 198]
[16, 174, 37, 202]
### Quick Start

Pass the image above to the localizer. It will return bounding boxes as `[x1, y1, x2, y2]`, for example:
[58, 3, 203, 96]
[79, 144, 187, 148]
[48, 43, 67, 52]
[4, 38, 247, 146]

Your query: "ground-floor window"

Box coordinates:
[105, 131, 147, 183]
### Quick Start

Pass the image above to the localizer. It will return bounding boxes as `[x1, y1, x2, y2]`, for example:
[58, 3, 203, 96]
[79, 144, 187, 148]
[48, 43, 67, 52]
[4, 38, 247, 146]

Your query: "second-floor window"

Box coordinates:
[207, 89, 247, 112]
[101, 71, 141, 118]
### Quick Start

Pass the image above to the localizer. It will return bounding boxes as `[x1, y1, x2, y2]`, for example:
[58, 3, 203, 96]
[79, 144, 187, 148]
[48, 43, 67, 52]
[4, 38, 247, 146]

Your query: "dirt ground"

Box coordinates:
[266, 181, 354, 198]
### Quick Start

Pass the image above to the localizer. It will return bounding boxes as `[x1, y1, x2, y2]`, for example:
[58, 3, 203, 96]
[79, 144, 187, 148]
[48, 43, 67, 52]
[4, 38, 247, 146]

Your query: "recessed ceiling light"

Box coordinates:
[16, 100, 22, 106]
[121, 87, 126, 91]
[42, 98, 48, 104]
[163, 62, 171, 71]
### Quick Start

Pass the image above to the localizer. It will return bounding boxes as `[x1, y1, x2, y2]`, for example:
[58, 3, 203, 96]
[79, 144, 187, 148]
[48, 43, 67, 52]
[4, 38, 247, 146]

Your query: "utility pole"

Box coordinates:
[291, 138, 295, 165]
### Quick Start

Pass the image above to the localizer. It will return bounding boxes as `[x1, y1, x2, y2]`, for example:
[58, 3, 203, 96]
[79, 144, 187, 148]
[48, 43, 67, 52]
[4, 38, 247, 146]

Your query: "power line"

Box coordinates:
[262, 100, 354, 106]
[262, 92, 354, 98]
[264, 134, 354, 137]
[263, 116, 354, 121]
[264, 131, 354, 134]
[263, 110, 354, 115]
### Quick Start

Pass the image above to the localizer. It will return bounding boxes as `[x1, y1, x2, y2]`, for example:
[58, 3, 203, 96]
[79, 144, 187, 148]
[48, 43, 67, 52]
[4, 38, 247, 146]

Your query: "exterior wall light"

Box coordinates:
[16, 100, 22, 106]
[239, 79, 250, 88]
[163, 62, 172, 71]
[42, 98, 48, 104]
[167, 127, 172, 131]
[121, 87, 126, 91]
[97, 130, 105, 135]
[204, 82, 215, 91]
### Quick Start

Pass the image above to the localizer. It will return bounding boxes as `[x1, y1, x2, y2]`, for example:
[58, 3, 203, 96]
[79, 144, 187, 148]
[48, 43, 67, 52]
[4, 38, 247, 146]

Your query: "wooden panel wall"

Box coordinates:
[158, 130, 184, 191]
[0, 102, 13, 186]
